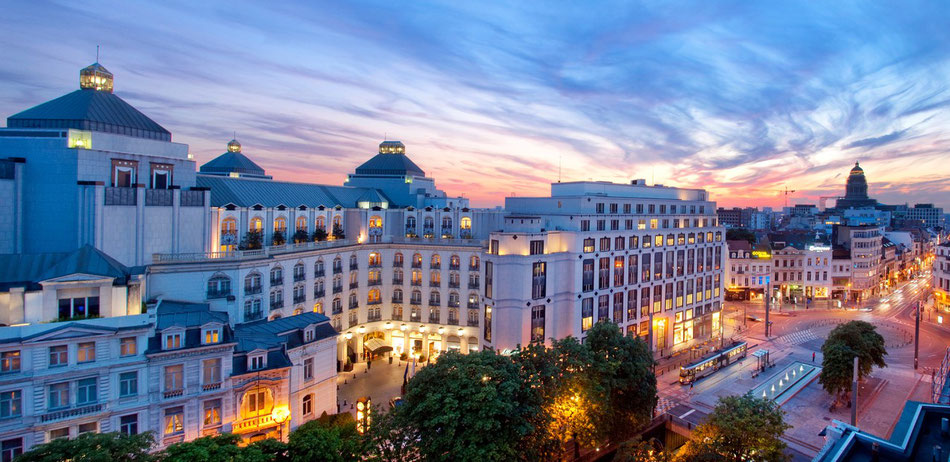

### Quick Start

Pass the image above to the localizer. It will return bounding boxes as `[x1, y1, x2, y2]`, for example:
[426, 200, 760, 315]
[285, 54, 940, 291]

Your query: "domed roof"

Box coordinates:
[227, 139, 241, 153]
[199, 139, 269, 178]
[850, 162, 864, 175]
[354, 140, 425, 177]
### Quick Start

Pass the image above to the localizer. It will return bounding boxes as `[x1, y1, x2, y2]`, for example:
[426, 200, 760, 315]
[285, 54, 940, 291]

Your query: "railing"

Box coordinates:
[245, 285, 262, 295]
[314, 270, 325, 278]
[367, 312, 381, 321]
[368, 279, 382, 286]
[367, 299, 381, 306]
[393, 261, 404, 267]
[392, 278, 404, 285]
[270, 278, 283, 286]
[468, 302, 479, 309]
[41, 403, 103, 423]
[428, 313, 441, 323]
[447, 317, 459, 325]
[430, 281, 441, 287]
[350, 263, 359, 270]
[392, 296, 403, 303]
[145, 189, 173, 206]
[105, 187, 136, 206]
[411, 262, 422, 269]
[164, 389, 184, 399]
[431, 263, 441, 269]
[349, 282, 359, 289]
[369, 263, 382, 269]
[410, 299, 422, 306]
[270, 300, 284, 310]
[410, 312, 421, 322]
[349, 301, 359, 309]
[449, 282, 460, 288]
[469, 265, 479, 271]
[468, 282, 480, 289]
[245, 310, 263, 321]
[293, 273, 306, 282]
[467, 319, 479, 327]
[333, 286, 342, 294]
[449, 264, 460, 271]
[180, 190, 205, 207]
[333, 265, 343, 274]
[411, 280, 421, 287]
[234, 414, 276, 433]
[332, 306, 343, 315]
[429, 300, 441, 307]
[293, 295, 306, 304]
[207, 290, 231, 299]
[202, 382, 222, 391]
[448, 301, 460, 308]
[313, 290, 325, 298]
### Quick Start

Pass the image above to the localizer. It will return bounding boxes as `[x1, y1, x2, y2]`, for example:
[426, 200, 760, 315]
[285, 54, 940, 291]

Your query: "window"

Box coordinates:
[614, 292, 624, 323]
[164, 332, 183, 350]
[203, 359, 221, 384]
[49, 345, 68, 367]
[583, 238, 595, 253]
[304, 357, 314, 380]
[530, 305, 545, 343]
[49, 428, 69, 440]
[120, 371, 138, 397]
[112, 159, 137, 187]
[57, 296, 101, 320]
[203, 399, 222, 427]
[532, 262, 546, 299]
[485, 262, 493, 299]
[581, 220, 590, 232]
[1, 438, 22, 462]
[582, 259, 594, 292]
[48, 382, 69, 409]
[0, 391, 20, 418]
[77, 342, 95, 363]
[120, 414, 138, 436]
[484, 305, 492, 343]
[206, 274, 231, 298]
[250, 355, 265, 371]
[164, 407, 184, 435]
[246, 388, 270, 415]
[79, 422, 98, 436]
[303, 394, 313, 415]
[203, 328, 220, 345]
[151, 163, 172, 189]
[529, 240, 544, 255]
[165, 365, 184, 391]
[598, 295, 610, 321]
[120, 337, 137, 356]
[581, 298, 593, 332]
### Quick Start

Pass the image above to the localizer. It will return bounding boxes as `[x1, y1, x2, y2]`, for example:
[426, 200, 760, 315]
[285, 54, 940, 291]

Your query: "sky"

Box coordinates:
[2, 1, 950, 210]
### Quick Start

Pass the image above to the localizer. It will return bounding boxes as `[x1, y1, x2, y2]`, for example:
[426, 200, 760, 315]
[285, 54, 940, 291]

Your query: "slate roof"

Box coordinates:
[354, 153, 425, 177]
[0, 245, 129, 291]
[199, 151, 268, 177]
[196, 174, 390, 208]
[7, 89, 171, 141]
[147, 300, 234, 354]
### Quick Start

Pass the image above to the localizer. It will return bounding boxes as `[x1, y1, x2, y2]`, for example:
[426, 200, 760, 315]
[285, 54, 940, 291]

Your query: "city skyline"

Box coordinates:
[2, 1, 950, 209]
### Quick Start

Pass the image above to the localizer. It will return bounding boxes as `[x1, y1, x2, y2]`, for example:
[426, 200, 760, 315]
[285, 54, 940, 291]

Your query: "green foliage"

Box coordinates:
[677, 393, 790, 462]
[286, 415, 364, 462]
[725, 228, 756, 244]
[332, 223, 345, 240]
[818, 321, 888, 398]
[243, 438, 288, 461]
[161, 434, 246, 462]
[396, 350, 544, 462]
[614, 438, 671, 462]
[272, 230, 286, 246]
[312, 228, 328, 242]
[240, 230, 263, 250]
[15, 431, 155, 462]
[364, 408, 419, 462]
[292, 229, 310, 244]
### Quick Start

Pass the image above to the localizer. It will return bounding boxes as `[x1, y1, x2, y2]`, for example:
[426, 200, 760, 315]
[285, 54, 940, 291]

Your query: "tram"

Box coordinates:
[679, 341, 748, 385]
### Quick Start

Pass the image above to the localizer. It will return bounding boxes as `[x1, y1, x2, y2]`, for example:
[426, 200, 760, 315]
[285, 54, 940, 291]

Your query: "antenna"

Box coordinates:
[558, 155, 562, 183]
[96, 45, 100, 62]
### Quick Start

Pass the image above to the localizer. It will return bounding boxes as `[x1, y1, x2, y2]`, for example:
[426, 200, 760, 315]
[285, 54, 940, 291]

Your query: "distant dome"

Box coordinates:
[850, 162, 864, 175]
[199, 139, 270, 179]
[227, 139, 242, 153]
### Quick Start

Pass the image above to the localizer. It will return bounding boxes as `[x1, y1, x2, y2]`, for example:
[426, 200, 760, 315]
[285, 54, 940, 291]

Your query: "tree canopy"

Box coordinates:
[15, 432, 155, 462]
[677, 393, 791, 462]
[818, 320, 887, 398]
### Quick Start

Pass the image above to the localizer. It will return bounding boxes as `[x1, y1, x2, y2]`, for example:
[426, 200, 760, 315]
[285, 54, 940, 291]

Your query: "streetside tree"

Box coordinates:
[818, 320, 887, 404]
[677, 393, 791, 462]
[161, 433, 250, 462]
[364, 407, 419, 462]
[285, 414, 364, 462]
[15, 431, 155, 462]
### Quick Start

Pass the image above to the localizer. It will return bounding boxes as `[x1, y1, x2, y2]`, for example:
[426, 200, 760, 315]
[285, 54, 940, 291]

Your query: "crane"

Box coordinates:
[765, 186, 797, 208]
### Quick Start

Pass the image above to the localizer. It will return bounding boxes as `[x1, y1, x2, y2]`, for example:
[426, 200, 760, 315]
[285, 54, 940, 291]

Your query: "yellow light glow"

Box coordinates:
[271, 406, 291, 424]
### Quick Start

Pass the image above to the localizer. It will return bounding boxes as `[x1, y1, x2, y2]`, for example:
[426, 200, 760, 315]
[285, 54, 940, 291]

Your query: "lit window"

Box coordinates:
[164, 332, 183, 350]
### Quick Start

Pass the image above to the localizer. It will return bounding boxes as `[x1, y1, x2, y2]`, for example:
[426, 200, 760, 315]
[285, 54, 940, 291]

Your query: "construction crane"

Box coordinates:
[765, 186, 797, 208]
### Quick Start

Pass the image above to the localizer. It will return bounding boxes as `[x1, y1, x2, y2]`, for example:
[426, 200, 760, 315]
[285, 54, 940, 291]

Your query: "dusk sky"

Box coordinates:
[3, 1, 950, 209]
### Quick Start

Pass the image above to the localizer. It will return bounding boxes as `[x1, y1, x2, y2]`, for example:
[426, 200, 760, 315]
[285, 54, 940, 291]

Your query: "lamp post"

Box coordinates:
[271, 406, 290, 441]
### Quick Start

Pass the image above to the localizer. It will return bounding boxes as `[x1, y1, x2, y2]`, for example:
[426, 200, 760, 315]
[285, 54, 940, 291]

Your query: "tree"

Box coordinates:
[16, 431, 155, 462]
[397, 350, 544, 462]
[272, 230, 286, 246]
[161, 434, 246, 462]
[312, 228, 328, 242]
[286, 414, 364, 462]
[726, 228, 756, 244]
[240, 230, 263, 250]
[614, 438, 671, 462]
[365, 408, 419, 462]
[292, 229, 309, 244]
[677, 393, 790, 462]
[818, 321, 887, 402]
[332, 223, 345, 240]
[243, 438, 288, 461]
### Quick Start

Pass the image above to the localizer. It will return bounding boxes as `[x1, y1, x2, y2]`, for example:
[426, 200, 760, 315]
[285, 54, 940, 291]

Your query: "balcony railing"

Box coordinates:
[411, 280, 421, 287]
[207, 289, 231, 299]
[270, 300, 284, 310]
[368, 279, 382, 286]
[293, 295, 306, 304]
[410, 299, 422, 306]
[145, 189, 173, 206]
[270, 278, 283, 286]
[467, 319, 479, 327]
[245, 285, 262, 295]
[430, 281, 441, 287]
[164, 389, 184, 399]
[469, 265, 480, 271]
[333, 286, 342, 294]
[202, 382, 222, 391]
[410, 312, 421, 322]
[333, 265, 343, 274]
[448, 282, 460, 288]
[293, 273, 306, 282]
[369, 262, 382, 269]
[392, 278, 404, 285]
[429, 300, 441, 307]
[467, 302, 479, 309]
[468, 282, 480, 290]
[368, 299, 382, 306]
[431, 263, 441, 269]
[392, 296, 403, 303]
[41, 403, 103, 423]
[314, 269, 325, 278]
[449, 264, 460, 271]
[104, 187, 136, 205]
[349, 301, 359, 309]
[349, 282, 359, 289]
[448, 301, 460, 308]
[447, 317, 459, 326]
[428, 313, 441, 323]
[411, 262, 422, 269]
[234, 414, 276, 433]
[367, 312, 382, 321]
[332, 306, 343, 315]
[245, 310, 263, 321]
[350, 263, 359, 270]
[393, 261, 404, 267]
[313, 290, 325, 298]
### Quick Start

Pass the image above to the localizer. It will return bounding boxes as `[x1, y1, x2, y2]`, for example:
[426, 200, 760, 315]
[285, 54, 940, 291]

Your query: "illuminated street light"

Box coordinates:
[271, 406, 291, 441]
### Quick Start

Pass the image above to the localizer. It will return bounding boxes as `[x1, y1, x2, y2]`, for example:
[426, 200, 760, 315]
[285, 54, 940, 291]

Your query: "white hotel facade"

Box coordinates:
[0, 62, 726, 456]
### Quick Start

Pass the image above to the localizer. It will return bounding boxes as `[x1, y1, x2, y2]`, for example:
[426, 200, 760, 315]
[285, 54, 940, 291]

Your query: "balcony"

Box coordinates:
[332, 305, 343, 315]
[270, 300, 284, 310]
[294, 273, 306, 283]
[446, 300, 459, 308]
[350, 263, 359, 271]
[164, 389, 184, 399]
[145, 188, 173, 206]
[429, 300, 441, 307]
[469, 265, 479, 271]
[245, 310, 263, 321]
[468, 282, 480, 290]
[40, 403, 103, 423]
[314, 270, 325, 278]
[104, 187, 136, 205]
[467, 318, 480, 327]
[202, 382, 222, 392]
[368, 279, 382, 287]
[428, 313, 441, 323]
[430, 281, 441, 288]
[207, 289, 231, 299]
[313, 290, 325, 298]
[333, 265, 343, 274]
[233, 414, 277, 434]
[369, 262, 382, 269]
[392, 278, 404, 285]
[368, 299, 382, 306]
[270, 278, 283, 286]
[293, 295, 306, 304]
[467, 302, 479, 309]
[410, 299, 422, 306]
[411, 262, 422, 269]
[410, 312, 421, 322]
[449, 282, 460, 289]
[411, 280, 422, 287]
[393, 261, 404, 268]
[349, 282, 359, 290]
[431, 263, 441, 270]
[391, 296, 403, 303]
[245, 285, 262, 295]
[449, 264, 460, 271]
[349, 301, 359, 310]
[367, 312, 382, 322]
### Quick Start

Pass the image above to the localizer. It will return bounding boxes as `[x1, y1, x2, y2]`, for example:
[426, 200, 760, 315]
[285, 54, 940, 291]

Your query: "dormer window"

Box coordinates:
[304, 328, 314, 343]
[164, 332, 183, 350]
[203, 327, 221, 345]
[250, 354, 266, 371]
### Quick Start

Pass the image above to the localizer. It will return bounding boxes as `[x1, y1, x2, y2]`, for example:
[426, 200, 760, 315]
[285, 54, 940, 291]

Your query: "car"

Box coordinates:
[747, 315, 762, 322]
[389, 396, 404, 409]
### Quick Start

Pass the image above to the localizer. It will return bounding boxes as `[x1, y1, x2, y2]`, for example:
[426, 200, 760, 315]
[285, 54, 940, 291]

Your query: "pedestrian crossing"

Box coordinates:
[775, 329, 818, 345]
[656, 396, 676, 415]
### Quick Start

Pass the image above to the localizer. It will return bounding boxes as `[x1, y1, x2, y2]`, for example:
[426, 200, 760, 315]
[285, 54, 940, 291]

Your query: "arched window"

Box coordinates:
[469, 255, 480, 270]
[411, 290, 422, 304]
[296, 216, 307, 231]
[302, 394, 313, 416]
[349, 254, 358, 270]
[393, 288, 403, 303]
[274, 217, 287, 232]
[468, 292, 479, 307]
[332, 215, 342, 228]
[250, 217, 263, 232]
[393, 268, 403, 283]
[460, 217, 472, 230]
[430, 271, 441, 285]
[448, 292, 459, 306]
[393, 252, 404, 266]
[429, 291, 441, 305]
[244, 272, 262, 294]
[314, 259, 324, 277]
[313, 302, 323, 314]
[244, 299, 262, 321]
[431, 254, 441, 268]
[348, 292, 358, 309]
[406, 216, 416, 229]
[222, 217, 237, 234]
[367, 289, 381, 304]
[207, 273, 231, 298]
[369, 216, 382, 228]
[242, 387, 273, 418]
[316, 216, 326, 230]
[442, 216, 452, 229]
[450, 255, 460, 269]
[332, 297, 342, 313]
[368, 252, 381, 267]
[293, 262, 305, 281]
[270, 266, 283, 284]
[423, 217, 434, 231]
[412, 253, 422, 268]
[333, 257, 342, 273]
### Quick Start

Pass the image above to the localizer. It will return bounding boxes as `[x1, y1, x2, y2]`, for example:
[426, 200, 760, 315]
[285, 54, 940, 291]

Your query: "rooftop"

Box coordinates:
[0, 244, 130, 291]
[196, 174, 390, 208]
[199, 139, 271, 179]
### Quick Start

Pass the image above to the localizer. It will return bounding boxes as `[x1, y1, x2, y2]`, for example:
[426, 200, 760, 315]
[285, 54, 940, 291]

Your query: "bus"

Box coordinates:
[679, 341, 748, 385]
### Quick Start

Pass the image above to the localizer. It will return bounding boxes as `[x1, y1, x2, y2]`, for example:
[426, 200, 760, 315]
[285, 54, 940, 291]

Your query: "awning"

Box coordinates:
[364, 338, 393, 353]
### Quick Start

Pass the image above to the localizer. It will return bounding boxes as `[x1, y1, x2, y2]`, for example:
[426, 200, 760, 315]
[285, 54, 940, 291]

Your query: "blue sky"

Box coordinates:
[2, 0, 950, 209]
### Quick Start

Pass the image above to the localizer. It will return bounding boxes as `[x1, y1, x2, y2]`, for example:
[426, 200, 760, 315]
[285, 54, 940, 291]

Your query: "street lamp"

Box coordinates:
[271, 406, 291, 441]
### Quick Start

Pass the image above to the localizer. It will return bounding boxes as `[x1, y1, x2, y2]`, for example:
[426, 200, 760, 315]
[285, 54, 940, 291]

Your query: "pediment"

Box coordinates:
[41, 273, 114, 284]
[23, 325, 116, 343]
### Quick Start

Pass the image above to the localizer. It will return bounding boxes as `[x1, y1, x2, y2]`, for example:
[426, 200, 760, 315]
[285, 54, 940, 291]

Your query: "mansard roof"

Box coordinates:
[196, 175, 391, 208]
[0, 245, 129, 290]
